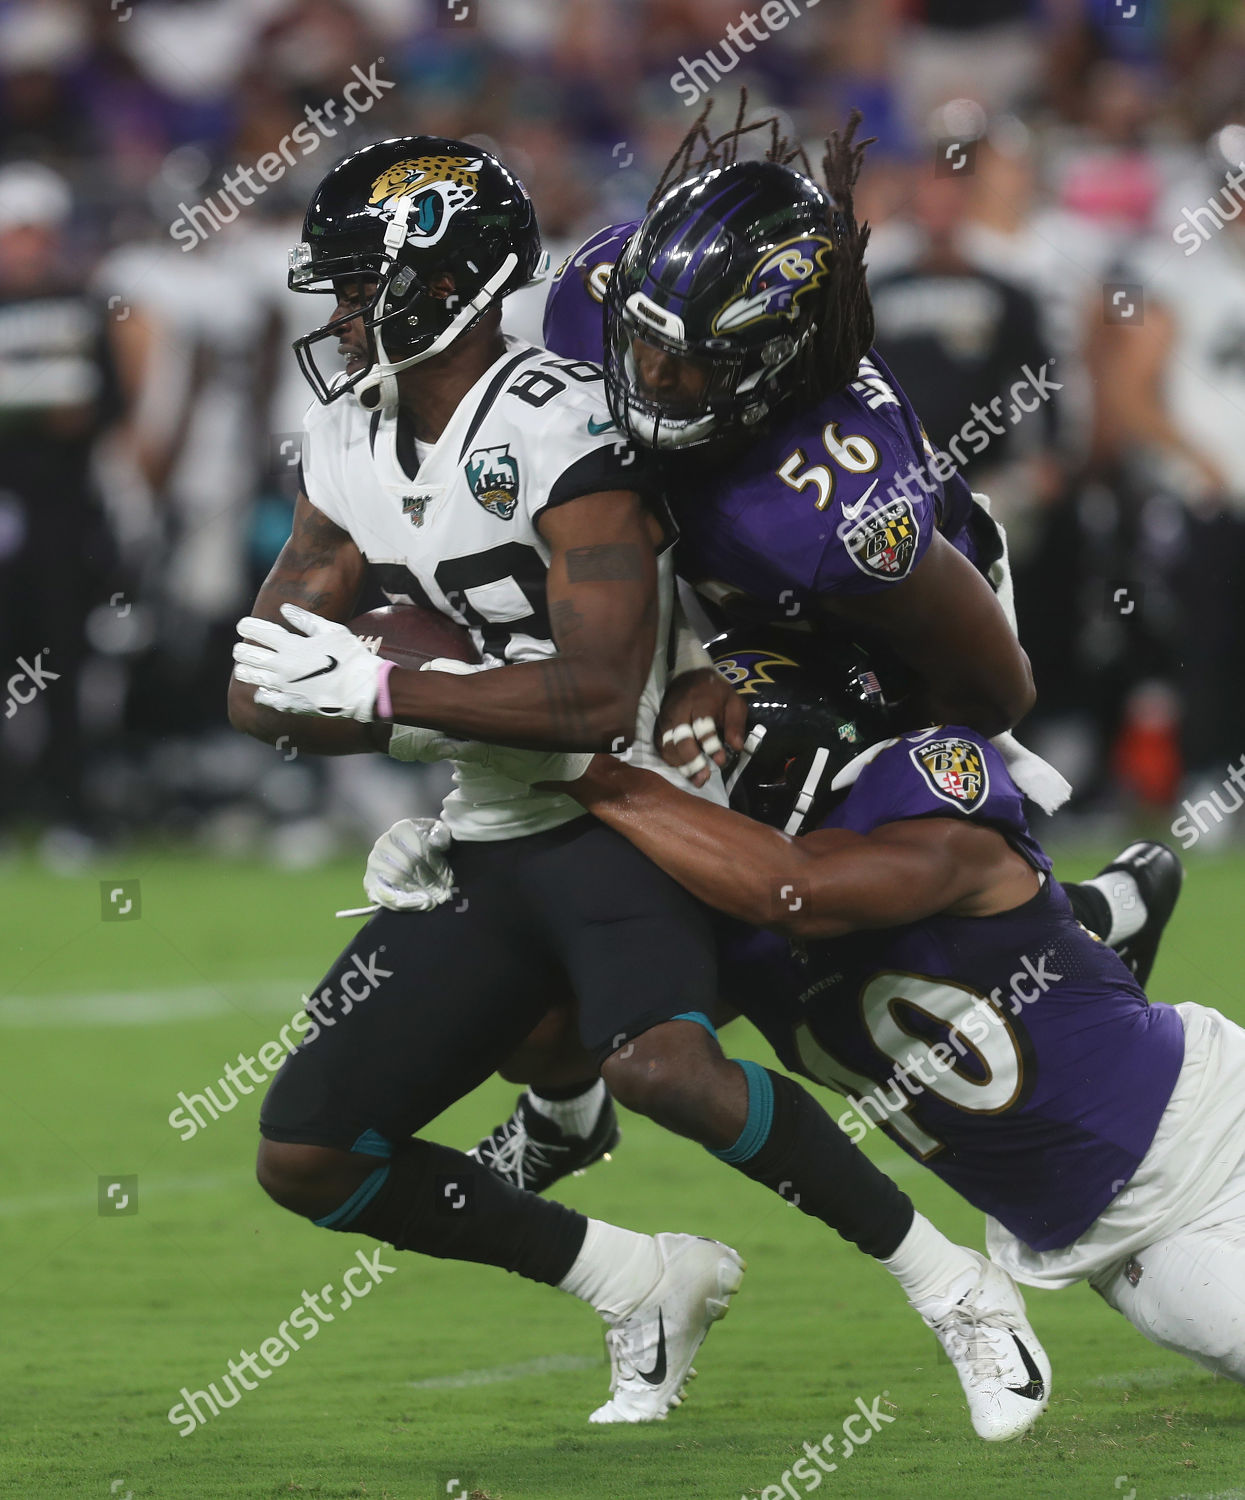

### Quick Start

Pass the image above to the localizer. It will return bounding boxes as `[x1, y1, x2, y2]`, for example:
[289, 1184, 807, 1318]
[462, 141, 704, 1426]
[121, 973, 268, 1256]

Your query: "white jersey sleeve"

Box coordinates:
[297, 392, 357, 531]
[464, 350, 654, 533]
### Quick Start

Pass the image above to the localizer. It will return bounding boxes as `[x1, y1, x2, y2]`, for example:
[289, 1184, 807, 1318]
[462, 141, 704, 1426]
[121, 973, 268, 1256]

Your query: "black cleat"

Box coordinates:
[468, 1090, 621, 1194]
[1095, 840, 1184, 988]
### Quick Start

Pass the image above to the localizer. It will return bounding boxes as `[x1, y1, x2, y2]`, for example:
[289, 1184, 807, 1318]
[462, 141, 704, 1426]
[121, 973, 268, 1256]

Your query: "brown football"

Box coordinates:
[346, 604, 479, 672]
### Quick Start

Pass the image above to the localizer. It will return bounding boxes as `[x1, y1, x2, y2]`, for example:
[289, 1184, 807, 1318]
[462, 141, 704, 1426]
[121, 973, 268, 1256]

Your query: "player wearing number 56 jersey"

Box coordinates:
[542, 110, 1033, 744]
[542, 109, 1137, 933]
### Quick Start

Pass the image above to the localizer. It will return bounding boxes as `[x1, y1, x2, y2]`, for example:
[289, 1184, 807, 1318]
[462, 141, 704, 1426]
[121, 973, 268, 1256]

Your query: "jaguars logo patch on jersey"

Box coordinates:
[911, 736, 988, 811]
[367, 155, 481, 248]
[712, 235, 834, 334]
[464, 443, 520, 520]
[843, 497, 919, 581]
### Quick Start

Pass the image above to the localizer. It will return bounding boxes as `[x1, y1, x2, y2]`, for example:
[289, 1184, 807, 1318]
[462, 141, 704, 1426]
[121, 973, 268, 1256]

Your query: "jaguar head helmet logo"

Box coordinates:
[367, 155, 482, 248]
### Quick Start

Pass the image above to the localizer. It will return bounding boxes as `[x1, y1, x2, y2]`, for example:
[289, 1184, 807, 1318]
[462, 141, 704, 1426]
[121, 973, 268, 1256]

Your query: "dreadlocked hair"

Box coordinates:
[647, 88, 814, 208]
[649, 93, 876, 400]
[803, 109, 875, 397]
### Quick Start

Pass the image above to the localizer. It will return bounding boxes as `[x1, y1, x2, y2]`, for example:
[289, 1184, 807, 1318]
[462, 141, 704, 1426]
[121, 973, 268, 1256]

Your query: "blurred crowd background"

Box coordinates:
[2, 0, 1243, 867]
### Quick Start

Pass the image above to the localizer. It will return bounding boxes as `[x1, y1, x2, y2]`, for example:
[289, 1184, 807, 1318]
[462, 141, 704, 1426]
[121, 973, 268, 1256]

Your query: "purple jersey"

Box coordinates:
[544, 221, 640, 364]
[721, 728, 1185, 1252]
[543, 222, 984, 631]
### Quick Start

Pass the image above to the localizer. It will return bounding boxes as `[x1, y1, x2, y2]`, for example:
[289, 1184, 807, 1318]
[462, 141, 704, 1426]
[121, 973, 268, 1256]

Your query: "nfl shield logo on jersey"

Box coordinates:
[911, 736, 989, 810]
[402, 492, 432, 527]
[843, 498, 920, 580]
[465, 444, 520, 520]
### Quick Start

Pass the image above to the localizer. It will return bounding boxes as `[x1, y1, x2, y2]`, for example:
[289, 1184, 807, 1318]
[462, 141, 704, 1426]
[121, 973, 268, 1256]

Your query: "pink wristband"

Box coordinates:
[375, 659, 396, 720]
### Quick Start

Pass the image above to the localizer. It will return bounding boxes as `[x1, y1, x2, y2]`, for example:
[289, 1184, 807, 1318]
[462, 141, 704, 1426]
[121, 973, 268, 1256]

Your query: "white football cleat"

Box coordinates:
[920, 1250, 1051, 1441]
[589, 1233, 745, 1424]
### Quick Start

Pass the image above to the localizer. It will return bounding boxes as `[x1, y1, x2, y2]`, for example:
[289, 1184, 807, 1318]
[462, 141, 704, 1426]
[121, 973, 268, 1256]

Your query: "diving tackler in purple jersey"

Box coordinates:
[709, 633, 1186, 1253]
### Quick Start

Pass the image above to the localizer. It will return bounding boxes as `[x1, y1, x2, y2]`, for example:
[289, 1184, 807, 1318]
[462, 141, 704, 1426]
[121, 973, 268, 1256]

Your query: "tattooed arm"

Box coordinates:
[385, 490, 660, 750]
[227, 490, 388, 754]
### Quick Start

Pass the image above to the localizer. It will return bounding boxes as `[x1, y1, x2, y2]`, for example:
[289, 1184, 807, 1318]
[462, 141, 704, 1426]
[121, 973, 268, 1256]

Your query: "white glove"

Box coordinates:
[363, 817, 455, 911]
[413, 657, 593, 784]
[386, 724, 472, 763]
[233, 604, 386, 722]
[455, 742, 595, 786]
[386, 657, 493, 763]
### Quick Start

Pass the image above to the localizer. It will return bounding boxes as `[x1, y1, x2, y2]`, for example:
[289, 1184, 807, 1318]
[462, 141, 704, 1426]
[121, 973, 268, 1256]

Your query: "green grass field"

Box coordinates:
[2, 843, 1243, 1500]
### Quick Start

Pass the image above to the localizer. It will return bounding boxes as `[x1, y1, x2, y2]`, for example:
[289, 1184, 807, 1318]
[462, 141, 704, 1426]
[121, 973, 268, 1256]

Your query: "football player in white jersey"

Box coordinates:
[228, 138, 1013, 1428]
[229, 136, 748, 1424]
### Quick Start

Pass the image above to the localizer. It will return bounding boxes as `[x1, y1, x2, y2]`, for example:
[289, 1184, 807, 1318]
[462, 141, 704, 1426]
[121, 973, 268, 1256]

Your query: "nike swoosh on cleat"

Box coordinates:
[637, 1309, 668, 1386]
[1007, 1334, 1046, 1401]
[840, 477, 881, 520]
[290, 656, 339, 683]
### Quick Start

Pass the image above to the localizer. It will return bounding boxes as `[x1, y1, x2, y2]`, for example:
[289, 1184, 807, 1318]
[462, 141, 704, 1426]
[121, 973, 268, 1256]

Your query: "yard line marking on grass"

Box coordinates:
[1167, 1491, 1245, 1499]
[408, 1354, 602, 1390]
[0, 980, 301, 1028]
[0, 1171, 240, 1218]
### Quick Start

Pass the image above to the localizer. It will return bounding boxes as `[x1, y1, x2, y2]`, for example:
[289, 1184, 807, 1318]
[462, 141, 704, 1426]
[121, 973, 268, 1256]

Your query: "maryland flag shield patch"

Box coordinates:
[843, 498, 920, 580]
[910, 735, 989, 811]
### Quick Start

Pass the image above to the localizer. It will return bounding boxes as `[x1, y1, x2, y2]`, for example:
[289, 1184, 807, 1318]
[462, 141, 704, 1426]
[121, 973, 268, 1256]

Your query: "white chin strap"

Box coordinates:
[353, 230, 549, 411]
[784, 746, 831, 836]
[724, 724, 766, 797]
[725, 727, 831, 836]
[629, 405, 721, 450]
[355, 371, 398, 411]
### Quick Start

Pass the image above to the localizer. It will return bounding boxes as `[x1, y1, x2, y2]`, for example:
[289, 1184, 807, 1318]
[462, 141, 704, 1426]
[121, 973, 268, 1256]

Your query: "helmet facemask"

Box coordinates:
[290, 194, 524, 411]
[603, 242, 813, 452]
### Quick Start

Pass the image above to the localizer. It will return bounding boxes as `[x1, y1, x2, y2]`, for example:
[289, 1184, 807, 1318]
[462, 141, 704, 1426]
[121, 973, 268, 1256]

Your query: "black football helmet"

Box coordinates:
[603, 160, 847, 449]
[289, 136, 546, 408]
[709, 629, 902, 835]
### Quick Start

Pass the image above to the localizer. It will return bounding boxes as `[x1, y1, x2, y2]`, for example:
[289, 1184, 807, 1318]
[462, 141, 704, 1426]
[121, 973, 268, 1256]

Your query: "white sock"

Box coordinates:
[558, 1218, 660, 1322]
[527, 1078, 606, 1139]
[880, 1212, 980, 1319]
[1082, 870, 1146, 944]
